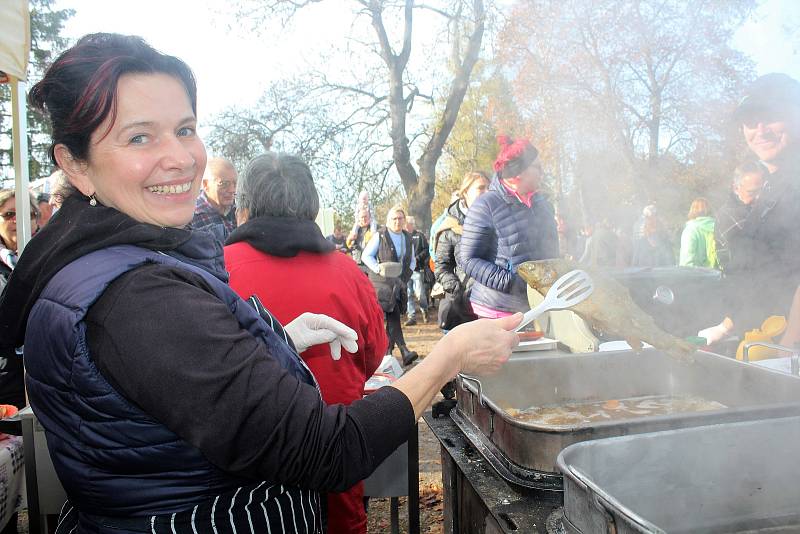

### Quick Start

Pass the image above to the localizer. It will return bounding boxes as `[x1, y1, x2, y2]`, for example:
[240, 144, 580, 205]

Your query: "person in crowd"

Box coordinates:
[36, 193, 53, 227]
[433, 172, 488, 399]
[224, 153, 388, 534]
[362, 205, 420, 366]
[361, 206, 418, 359]
[632, 204, 657, 240]
[0, 190, 38, 288]
[1, 33, 519, 533]
[434, 171, 488, 331]
[700, 73, 800, 344]
[461, 135, 559, 318]
[191, 157, 238, 239]
[404, 215, 431, 325]
[578, 219, 618, 267]
[631, 215, 674, 267]
[715, 160, 767, 271]
[614, 225, 633, 267]
[678, 197, 719, 268]
[347, 208, 374, 272]
[326, 223, 349, 253]
[0, 189, 36, 411]
[429, 191, 459, 262]
[47, 169, 68, 211]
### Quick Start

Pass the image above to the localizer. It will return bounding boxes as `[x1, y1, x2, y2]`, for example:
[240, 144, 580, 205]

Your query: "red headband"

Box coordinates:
[493, 135, 538, 174]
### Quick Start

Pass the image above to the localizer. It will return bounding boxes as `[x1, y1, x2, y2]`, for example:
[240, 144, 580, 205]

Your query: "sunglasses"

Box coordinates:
[0, 211, 37, 221]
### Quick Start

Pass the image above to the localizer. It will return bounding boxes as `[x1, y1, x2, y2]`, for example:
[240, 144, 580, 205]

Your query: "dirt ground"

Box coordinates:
[366, 317, 448, 534]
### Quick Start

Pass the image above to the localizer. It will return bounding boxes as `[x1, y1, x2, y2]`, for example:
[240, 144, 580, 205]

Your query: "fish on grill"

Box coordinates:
[517, 259, 696, 361]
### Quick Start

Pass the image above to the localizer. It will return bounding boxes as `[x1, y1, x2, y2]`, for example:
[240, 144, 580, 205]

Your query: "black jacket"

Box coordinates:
[434, 200, 478, 330]
[434, 200, 468, 293]
[410, 230, 429, 272]
[0, 196, 415, 493]
[717, 165, 800, 330]
[368, 228, 412, 313]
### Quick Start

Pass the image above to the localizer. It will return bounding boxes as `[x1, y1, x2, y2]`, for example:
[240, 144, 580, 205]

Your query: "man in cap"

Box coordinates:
[700, 73, 800, 344]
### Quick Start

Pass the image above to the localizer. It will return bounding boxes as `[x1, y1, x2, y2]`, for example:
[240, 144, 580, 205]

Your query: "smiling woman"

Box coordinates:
[0, 32, 520, 534]
[57, 73, 205, 227]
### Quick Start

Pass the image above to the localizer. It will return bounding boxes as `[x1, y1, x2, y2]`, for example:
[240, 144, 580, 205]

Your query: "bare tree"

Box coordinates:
[233, 0, 486, 231]
[205, 78, 402, 225]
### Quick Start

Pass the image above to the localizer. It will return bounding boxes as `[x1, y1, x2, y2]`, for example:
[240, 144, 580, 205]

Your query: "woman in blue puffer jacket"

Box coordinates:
[460, 135, 559, 317]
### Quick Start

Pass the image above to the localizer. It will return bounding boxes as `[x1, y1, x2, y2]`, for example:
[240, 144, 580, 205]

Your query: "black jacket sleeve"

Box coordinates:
[414, 232, 430, 269]
[435, 230, 460, 293]
[85, 264, 415, 492]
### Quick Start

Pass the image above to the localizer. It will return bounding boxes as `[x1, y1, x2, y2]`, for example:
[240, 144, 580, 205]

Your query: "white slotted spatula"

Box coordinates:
[515, 269, 594, 332]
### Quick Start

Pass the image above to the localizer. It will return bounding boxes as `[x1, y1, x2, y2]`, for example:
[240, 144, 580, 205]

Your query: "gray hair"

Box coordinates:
[733, 160, 768, 187]
[236, 153, 319, 221]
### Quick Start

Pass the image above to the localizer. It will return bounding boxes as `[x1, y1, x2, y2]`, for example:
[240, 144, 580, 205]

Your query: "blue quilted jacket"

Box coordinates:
[460, 176, 559, 313]
[24, 243, 315, 518]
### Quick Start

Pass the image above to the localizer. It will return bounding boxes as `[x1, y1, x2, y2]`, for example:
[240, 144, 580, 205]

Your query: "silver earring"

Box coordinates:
[89, 194, 97, 207]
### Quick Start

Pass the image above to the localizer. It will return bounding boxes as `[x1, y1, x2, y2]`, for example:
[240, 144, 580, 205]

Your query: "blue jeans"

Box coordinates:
[406, 271, 428, 318]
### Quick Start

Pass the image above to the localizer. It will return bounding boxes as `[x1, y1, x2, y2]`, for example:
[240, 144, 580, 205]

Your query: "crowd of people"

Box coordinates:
[0, 29, 799, 534]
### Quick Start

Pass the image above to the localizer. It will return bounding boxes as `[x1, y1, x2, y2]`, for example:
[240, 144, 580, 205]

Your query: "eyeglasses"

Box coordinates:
[0, 211, 37, 221]
[215, 181, 237, 190]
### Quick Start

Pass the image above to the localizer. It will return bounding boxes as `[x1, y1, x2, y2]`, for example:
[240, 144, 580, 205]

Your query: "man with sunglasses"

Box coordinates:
[700, 74, 800, 345]
[191, 157, 238, 239]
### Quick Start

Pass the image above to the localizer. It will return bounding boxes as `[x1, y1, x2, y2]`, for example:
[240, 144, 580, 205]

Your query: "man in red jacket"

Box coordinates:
[224, 152, 388, 534]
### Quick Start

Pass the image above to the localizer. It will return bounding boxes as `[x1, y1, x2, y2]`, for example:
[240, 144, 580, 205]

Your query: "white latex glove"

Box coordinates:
[698, 321, 732, 346]
[285, 313, 359, 360]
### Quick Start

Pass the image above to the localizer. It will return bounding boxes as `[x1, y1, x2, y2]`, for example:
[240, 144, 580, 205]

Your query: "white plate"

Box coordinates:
[512, 337, 559, 352]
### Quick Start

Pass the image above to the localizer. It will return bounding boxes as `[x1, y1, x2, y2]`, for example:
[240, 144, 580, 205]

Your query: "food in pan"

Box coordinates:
[517, 259, 697, 361]
[506, 394, 727, 426]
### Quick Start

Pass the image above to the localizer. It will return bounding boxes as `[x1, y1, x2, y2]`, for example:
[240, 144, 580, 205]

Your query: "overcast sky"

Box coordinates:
[54, 0, 800, 130]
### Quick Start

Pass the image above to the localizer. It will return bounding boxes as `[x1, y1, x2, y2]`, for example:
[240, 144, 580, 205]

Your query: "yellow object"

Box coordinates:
[736, 315, 787, 361]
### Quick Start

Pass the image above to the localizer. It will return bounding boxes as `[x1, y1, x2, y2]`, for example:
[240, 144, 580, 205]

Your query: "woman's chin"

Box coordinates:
[138, 207, 194, 229]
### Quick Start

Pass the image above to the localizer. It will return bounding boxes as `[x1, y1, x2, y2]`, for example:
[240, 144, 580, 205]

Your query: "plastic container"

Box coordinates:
[736, 315, 787, 361]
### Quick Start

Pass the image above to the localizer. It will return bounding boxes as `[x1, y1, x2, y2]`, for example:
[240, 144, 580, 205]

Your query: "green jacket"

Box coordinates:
[679, 216, 719, 268]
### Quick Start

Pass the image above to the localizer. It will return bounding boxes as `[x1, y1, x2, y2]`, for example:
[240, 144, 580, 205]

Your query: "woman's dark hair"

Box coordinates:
[28, 33, 197, 165]
[237, 153, 320, 221]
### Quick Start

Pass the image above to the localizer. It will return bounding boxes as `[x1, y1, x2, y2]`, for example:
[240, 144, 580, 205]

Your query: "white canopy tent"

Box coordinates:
[0, 0, 32, 254]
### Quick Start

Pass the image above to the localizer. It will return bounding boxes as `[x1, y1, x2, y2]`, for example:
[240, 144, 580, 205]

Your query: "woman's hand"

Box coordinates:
[391, 313, 521, 418]
[446, 314, 522, 375]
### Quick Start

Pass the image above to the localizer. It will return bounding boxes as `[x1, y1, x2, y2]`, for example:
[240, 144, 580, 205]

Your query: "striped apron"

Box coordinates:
[55, 481, 323, 534]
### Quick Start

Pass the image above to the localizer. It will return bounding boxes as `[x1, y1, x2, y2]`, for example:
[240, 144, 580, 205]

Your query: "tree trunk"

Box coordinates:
[410, 0, 485, 233]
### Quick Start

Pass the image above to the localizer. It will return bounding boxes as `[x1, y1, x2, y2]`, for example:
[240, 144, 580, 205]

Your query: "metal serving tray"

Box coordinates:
[557, 416, 800, 533]
[454, 349, 800, 492]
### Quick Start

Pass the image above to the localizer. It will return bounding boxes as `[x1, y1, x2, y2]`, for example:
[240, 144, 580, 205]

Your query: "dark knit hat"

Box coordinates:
[493, 135, 539, 179]
[735, 73, 800, 123]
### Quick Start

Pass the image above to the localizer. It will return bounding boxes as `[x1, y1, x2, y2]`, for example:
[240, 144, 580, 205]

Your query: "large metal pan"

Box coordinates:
[557, 415, 800, 533]
[454, 349, 800, 492]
